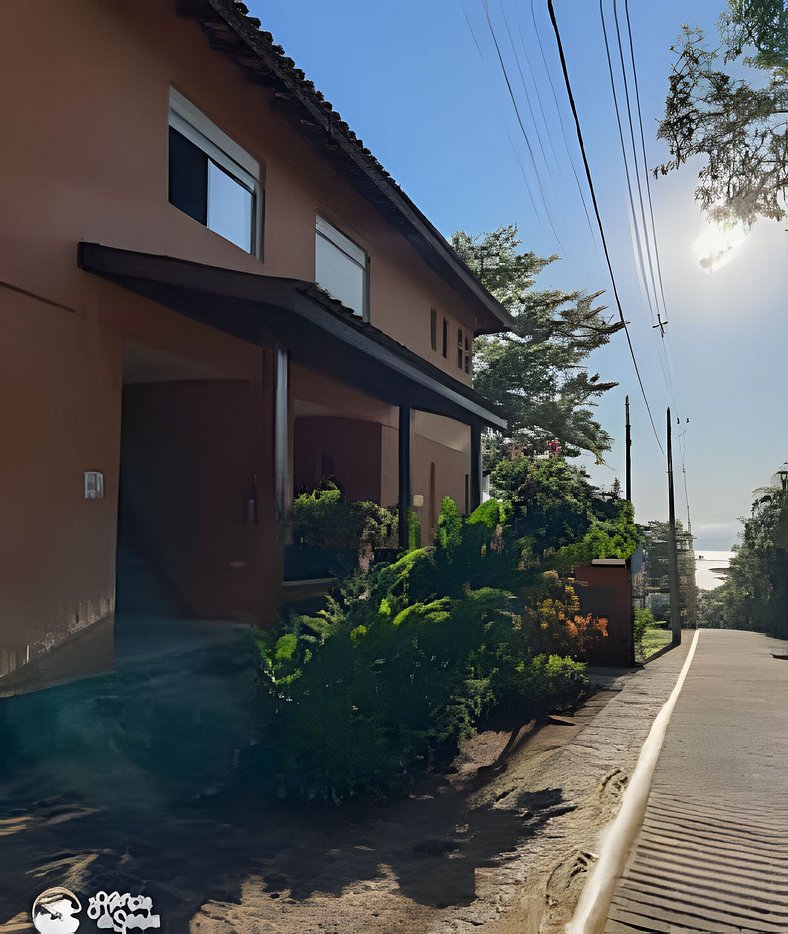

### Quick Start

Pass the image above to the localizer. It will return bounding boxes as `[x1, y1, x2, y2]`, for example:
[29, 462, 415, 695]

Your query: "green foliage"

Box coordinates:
[451, 225, 622, 464]
[467, 497, 511, 530]
[634, 608, 656, 649]
[699, 483, 788, 636]
[256, 501, 598, 804]
[290, 484, 397, 570]
[435, 496, 463, 550]
[555, 501, 640, 569]
[406, 506, 421, 552]
[491, 454, 603, 557]
[658, 2, 788, 226]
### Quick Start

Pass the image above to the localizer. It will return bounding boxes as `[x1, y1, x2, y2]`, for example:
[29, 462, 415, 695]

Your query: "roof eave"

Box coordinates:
[176, 0, 513, 337]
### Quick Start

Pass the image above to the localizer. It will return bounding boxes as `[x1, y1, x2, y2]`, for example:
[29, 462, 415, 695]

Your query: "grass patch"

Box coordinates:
[638, 625, 672, 662]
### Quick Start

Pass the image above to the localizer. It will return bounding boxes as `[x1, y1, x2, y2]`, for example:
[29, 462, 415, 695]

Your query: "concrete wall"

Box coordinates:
[411, 413, 472, 543]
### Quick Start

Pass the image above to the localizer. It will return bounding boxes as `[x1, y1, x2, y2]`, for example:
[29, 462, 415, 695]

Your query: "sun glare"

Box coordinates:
[693, 221, 749, 273]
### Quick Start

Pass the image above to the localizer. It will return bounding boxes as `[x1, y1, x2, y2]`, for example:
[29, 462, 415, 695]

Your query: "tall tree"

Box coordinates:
[657, 0, 788, 227]
[699, 479, 788, 635]
[451, 225, 623, 464]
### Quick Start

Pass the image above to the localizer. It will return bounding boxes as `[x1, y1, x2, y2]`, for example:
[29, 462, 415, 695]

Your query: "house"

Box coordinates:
[0, 0, 509, 694]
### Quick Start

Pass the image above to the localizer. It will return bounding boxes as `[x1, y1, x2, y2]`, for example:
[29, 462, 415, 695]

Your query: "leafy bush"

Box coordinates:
[255, 501, 600, 804]
[633, 607, 655, 649]
[435, 496, 463, 551]
[555, 501, 640, 569]
[257, 577, 526, 802]
[291, 483, 397, 561]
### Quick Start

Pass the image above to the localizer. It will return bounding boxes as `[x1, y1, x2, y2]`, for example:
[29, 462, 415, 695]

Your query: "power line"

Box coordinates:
[527, 0, 597, 245]
[498, 0, 566, 229]
[599, 0, 657, 326]
[613, 0, 683, 421]
[482, 0, 565, 251]
[546, 0, 664, 454]
[510, 1, 563, 172]
[611, 0, 662, 323]
[461, 1, 547, 233]
[622, 0, 671, 321]
[600, 0, 680, 417]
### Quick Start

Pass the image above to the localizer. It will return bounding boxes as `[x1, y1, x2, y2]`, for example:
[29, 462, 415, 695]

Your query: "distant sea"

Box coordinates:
[695, 550, 734, 591]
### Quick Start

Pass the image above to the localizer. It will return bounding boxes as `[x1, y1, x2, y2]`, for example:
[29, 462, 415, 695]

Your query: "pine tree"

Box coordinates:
[451, 225, 623, 465]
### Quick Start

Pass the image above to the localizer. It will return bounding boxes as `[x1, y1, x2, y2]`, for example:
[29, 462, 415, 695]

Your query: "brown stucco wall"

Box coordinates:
[293, 417, 384, 505]
[1, 0, 487, 691]
[0, 280, 277, 691]
[412, 414, 472, 542]
[573, 563, 636, 668]
[2, 0, 479, 378]
[120, 380, 268, 620]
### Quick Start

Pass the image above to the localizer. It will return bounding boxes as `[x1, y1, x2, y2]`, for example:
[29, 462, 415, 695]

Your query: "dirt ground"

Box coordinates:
[0, 614, 688, 934]
[190, 648, 689, 934]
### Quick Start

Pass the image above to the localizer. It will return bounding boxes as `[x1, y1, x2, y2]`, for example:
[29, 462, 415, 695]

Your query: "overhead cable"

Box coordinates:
[528, 0, 597, 244]
[600, 0, 679, 416]
[546, 0, 664, 454]
[482, 0, 565, 251]
[622, 0, 671, 321]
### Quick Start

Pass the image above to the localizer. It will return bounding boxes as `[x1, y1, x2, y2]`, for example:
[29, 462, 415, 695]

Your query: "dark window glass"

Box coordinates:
[457, 328, 463, 368]
[430, 309, 437, 351]
[442, 319, 448, 358]
[464, 336, 470, 374]
[169, 127, 208, 225]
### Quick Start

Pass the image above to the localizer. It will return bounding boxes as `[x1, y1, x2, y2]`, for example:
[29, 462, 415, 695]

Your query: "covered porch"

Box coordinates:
[78, 242, 506, 607]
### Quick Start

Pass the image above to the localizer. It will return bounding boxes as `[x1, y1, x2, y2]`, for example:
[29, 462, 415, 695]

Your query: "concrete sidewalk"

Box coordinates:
[606, 630, 788, 933]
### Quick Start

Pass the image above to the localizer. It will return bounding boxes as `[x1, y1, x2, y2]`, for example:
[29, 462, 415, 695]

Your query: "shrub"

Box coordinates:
[290, 483, 397, 563]
[435, 496, 463, 551]
[633, 607, 655, 650]
[255, 491, 616, 804]
[256, 561, 589, 803]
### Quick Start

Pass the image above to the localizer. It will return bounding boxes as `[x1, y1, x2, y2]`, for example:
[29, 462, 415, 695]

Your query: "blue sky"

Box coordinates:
[249, 0, 786, 550]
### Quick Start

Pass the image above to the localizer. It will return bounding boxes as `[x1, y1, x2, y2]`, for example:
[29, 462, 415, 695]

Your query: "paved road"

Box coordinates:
[606, 630, 788, 933]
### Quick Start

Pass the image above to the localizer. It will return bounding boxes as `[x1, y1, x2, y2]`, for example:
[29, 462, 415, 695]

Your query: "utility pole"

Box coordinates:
[683, 461, 697, 630]
[667, 408, 682, 646]
[625, 395, 632, 502]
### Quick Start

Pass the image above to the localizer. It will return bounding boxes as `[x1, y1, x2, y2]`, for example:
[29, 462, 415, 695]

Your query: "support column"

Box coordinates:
[398, 401, 411, 550]
[274, 345, 289, 536]
[470, 422, 482, 513]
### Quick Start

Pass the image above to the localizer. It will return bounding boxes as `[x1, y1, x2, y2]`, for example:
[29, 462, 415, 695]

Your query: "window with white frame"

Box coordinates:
[315, 216, 368, 318]
[168, 87, 261, 255]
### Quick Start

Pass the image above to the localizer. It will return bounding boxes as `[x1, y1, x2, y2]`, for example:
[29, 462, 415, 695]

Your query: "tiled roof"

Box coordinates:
[177, 0, 512, 336]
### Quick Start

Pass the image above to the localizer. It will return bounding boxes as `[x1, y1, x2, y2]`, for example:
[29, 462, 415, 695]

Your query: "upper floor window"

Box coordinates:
[430, 308, 437, 351]
[168, 88, 261, 255]
[315, 216, 368, 317]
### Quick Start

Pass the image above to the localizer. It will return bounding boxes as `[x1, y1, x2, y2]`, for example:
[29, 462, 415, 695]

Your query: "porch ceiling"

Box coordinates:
[78, 243, 507, 430]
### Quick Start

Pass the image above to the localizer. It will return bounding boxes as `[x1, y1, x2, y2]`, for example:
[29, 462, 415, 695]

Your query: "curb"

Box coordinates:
[567, 628, 701, 934]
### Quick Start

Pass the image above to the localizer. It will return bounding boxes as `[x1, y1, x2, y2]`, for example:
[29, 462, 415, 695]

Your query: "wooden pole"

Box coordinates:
[667, 408, 682, 646]
[625, 395, 632, 502]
